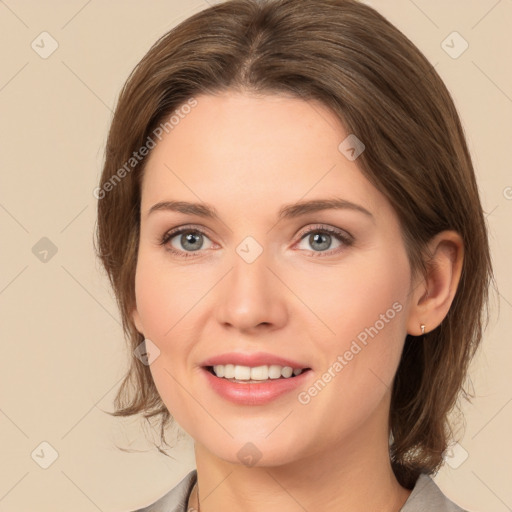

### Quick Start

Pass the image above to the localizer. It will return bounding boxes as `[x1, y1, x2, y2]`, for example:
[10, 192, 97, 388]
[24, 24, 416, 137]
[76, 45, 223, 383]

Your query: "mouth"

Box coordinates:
[199, 352, 313, 404]
[204, 364, 312, 383]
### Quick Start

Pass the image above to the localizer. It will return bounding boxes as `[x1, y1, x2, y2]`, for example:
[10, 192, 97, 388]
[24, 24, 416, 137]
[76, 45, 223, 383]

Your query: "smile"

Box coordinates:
[208, 364, 307, 381]
[202, 365, 313, 405]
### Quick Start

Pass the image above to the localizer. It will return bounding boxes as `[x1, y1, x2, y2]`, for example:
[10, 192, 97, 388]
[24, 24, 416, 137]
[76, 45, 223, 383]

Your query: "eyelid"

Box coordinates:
[295, 223, 354, 243]
[159, 224, 216, 251]
[160, 223, 213, 242]
[160, 222, 354, 257]
[161, 223, 353, 242]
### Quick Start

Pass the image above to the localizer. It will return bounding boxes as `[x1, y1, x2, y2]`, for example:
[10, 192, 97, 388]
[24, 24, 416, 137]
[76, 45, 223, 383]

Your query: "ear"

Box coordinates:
[131, 306, 144, 335]
[406, 230, 464, 336]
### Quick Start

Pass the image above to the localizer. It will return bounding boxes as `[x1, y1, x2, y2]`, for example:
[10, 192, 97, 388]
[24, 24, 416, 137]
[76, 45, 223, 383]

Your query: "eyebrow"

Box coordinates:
[147, 198, 374, 221]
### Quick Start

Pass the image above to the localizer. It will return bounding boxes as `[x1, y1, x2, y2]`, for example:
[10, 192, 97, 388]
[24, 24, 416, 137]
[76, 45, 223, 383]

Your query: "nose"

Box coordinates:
[214, 248, 288, 334]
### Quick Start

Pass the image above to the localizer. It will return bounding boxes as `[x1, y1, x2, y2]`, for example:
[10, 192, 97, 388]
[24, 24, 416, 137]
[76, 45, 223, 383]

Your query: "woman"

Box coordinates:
[96, 0, 493, 510]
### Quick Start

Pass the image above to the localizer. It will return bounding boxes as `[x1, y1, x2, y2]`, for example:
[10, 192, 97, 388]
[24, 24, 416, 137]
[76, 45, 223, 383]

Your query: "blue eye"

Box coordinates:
[296, 225, 353, 256]
[160, 224, 353, 258]
[161, 227, 214, 258]
[300, 228, 351, 256]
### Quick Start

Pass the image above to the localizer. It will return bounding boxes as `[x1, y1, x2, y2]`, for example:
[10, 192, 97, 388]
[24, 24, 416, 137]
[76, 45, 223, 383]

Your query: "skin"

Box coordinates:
[132, 91, 464, 511]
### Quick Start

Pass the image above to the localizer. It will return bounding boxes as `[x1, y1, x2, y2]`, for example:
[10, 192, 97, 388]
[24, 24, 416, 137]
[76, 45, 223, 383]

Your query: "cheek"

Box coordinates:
[134, 250, 200, 339]
[313, 247, 411, 385]
[309, 249, 408, 332]
[134, 254, 199, 420]
[134, 265, 169, 338]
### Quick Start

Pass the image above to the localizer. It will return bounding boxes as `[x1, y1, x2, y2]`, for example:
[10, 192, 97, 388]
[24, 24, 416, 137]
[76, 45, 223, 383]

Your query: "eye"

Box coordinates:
[160, 223, 354, 259]
[295, 224, 353, 256]
[160, 226, 214, 258]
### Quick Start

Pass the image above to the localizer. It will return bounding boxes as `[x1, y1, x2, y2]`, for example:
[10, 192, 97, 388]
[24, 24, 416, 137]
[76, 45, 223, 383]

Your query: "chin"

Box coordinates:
[196, 431, 311, 468]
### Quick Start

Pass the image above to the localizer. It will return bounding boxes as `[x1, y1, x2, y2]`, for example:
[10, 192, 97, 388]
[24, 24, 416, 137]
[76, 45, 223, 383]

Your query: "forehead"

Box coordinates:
[145, 91, 343, 169]
[140, 91, 388, 218]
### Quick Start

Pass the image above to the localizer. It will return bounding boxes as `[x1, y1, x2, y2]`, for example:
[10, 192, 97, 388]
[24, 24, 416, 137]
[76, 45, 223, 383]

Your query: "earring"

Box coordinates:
[420, 323, 426, 335]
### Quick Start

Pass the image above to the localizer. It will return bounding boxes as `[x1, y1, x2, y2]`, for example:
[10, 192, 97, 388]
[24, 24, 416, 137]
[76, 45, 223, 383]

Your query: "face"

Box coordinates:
[132, 91, 416, 466]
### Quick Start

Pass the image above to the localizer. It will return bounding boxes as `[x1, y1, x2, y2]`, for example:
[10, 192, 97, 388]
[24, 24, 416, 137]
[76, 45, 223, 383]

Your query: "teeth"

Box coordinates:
[234, 365, 251, 380]
[211, 364, 304, 381]
[281, 366, 293, 378]
[268, 365, 282, 379]
[250, 365, 268, 380]
[224, 364, 235, 379]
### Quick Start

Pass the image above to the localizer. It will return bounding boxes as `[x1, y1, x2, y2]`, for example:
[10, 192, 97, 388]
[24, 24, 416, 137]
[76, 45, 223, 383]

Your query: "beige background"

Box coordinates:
[0, 0, 511, 510]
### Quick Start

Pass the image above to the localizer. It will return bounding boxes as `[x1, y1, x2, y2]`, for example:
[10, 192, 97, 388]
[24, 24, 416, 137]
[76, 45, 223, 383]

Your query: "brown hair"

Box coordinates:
[96, 0, 495, 489]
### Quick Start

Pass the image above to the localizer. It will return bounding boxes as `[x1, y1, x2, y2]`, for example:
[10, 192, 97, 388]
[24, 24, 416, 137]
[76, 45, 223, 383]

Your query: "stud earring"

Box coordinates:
[420, 324, 426, 335]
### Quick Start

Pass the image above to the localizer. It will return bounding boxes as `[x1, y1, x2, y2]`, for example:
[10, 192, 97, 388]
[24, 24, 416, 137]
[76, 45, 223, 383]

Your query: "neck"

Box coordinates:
[193, 404, 412, 511]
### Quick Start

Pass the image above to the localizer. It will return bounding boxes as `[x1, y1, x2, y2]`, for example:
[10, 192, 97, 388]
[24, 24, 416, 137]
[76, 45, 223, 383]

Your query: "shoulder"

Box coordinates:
[129, 469, 197, 512]
[128, 469, 470, 512]
[401, 473, 469, 512]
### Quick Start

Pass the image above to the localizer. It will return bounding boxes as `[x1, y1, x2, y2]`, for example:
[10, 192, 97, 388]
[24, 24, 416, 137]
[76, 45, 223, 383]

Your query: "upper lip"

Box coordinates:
[200, 352, 310, 369]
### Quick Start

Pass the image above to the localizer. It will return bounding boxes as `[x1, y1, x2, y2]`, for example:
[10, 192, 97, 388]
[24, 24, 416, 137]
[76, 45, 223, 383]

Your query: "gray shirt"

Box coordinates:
[132, 469, 469, 511]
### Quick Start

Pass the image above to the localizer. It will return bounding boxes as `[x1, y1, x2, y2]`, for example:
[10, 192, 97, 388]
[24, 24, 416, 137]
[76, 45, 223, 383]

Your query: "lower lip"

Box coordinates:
[201, 367, 313, 405]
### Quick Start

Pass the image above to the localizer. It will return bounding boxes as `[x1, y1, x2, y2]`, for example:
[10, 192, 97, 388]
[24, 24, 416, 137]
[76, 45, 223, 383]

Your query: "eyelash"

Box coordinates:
[159, 224, 354, 259]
